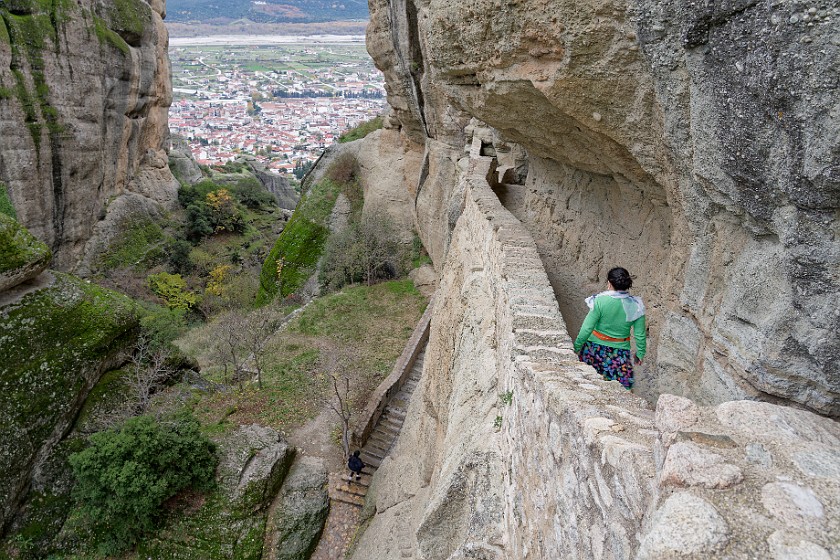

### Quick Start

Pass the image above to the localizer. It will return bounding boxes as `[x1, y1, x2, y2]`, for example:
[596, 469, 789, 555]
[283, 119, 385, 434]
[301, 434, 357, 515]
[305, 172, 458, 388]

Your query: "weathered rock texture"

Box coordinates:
[0, 212, 50, 291]
[0, 228, 139, 531]
[350, 155, 840, 559]
[268, 455, 329, 560]
[362, 0, 839, 415]
[0, 0, 178, 271]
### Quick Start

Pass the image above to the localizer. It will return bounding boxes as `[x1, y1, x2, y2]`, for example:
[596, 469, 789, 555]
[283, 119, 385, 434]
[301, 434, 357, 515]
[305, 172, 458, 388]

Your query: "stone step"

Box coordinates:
[331, 492, 365, 508]
[335, 482, 368, 497]
[359, 454, 382, 468]
[366, 434, 394, 451]
[362, 447, 385, 460]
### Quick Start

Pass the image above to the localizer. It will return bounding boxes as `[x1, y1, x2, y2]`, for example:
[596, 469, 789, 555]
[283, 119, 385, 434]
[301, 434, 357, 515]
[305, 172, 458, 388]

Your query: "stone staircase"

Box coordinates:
[330, 347, 426, 507]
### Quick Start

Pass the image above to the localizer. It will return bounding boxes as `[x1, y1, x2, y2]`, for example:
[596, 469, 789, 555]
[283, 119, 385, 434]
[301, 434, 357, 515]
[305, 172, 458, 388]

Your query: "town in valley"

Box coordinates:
[168, 39, 386, 177]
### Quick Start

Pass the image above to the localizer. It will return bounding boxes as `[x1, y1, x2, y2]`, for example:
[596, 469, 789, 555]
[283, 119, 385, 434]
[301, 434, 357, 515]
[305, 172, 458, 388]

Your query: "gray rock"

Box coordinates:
[745, 442, 774, 468]
[169, 135, 205, 185]
[244, 158, 300, 210]
[660, 442, 743, 489]
[270, 456, 330, 560]
[637, 493, 730, 559]
[761, 482, 825, 532]
[0, 213, 51, 292]
[768, 530, 832, 560]
[656, 394, 700, 433]
[216, 424, 296, 511]
[0, 0, 177, 270]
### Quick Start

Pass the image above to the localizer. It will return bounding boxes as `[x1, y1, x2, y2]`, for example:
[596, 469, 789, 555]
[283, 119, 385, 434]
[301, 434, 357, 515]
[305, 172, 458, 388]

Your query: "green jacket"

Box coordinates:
[573, 294, 647, 359]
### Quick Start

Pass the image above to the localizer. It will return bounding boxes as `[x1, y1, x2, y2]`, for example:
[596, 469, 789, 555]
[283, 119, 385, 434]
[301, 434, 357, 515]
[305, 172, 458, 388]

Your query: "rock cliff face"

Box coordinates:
[0, 215, 139, 532]
[0, 0, 178, 271]
[350, 143, 840, 560]
[350, 0, 839, 557]
[364, 0, 839, 416]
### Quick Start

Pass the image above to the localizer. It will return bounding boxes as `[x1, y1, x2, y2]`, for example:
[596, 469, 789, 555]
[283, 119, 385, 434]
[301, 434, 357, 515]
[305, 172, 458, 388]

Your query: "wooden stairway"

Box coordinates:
[330, 346, 426, 507]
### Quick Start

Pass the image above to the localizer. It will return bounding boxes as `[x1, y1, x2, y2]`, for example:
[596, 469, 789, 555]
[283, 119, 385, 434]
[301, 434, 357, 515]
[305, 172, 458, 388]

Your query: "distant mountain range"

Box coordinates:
[166, 0, 369, 23]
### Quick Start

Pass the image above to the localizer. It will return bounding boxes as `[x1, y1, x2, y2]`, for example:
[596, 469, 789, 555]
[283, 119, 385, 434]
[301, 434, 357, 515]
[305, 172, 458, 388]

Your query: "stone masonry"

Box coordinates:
[351, 147, 840, 559]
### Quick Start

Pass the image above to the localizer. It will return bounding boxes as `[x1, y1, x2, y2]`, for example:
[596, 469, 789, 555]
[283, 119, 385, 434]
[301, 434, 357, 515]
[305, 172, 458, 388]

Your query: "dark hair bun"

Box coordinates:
[608, 267, 633, 291]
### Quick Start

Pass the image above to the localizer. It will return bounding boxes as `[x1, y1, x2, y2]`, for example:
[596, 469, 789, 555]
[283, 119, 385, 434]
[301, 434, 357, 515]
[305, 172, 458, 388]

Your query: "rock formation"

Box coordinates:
[0, 0, 179, 271]
[0, 215, 139, 533]
[362, 0, 839, 416]
[349, 144, 840, 560]
[348, 0, 840, 557]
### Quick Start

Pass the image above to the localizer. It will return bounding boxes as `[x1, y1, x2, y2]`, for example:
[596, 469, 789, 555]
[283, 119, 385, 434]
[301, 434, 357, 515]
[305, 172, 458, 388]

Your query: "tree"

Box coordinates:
[124, 333, 174, 415]
[319, 210, 408, 291]
[214, 311, 248, 388]
[69, 414, 217, 554]
[317, 341, 358, 460]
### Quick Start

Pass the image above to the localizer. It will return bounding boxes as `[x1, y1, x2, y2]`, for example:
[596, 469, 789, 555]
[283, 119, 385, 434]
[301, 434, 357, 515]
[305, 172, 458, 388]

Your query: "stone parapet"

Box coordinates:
[457, 157, 839, 558]
[351, 297, 434, 449]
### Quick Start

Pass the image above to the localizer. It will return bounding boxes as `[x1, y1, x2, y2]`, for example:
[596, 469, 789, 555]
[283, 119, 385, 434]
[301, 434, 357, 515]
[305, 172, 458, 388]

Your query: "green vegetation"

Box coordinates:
[179, 279, 425, 433]
[0, 0, 74, 149]
[68, 413, 217, 554]
[107, 0, 148, 39]
[0, 183, 16, 219]
[0, 212, 50, 274]
[93, 15, 129, 54]
[138, 490, 267, 559]
[148, 271, 200, 310]
[338, 116, 384, 143]
[179, 178, 274, 242]
[0, 273, 139, 553]
[257, 154, 364, 304]
[101, 217, 165, 270]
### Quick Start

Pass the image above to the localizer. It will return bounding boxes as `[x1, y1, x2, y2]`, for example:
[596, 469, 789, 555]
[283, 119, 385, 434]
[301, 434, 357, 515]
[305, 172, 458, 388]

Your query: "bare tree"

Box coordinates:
[215, 311, 248, 389]
[318, 341, 359, 460]
[124, 334, 174, 415]
[328, 374, 352, 461]
[240, 307, 276, 389]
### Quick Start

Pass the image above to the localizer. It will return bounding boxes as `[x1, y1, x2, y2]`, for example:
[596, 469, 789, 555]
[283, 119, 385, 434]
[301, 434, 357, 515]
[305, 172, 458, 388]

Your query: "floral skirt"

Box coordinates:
[578, 341, 634, 390]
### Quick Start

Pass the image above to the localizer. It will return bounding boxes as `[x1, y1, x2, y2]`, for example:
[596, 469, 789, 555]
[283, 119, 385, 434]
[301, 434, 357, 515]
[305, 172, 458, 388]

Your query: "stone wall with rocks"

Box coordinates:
[0, 0, 178, 271]
[351, 154, 839, 559]
[364, 0, 840, 416]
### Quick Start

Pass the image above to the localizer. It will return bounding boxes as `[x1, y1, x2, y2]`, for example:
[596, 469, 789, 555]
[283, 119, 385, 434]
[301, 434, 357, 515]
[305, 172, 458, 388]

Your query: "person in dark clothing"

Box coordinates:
[348, 450, 364, 481]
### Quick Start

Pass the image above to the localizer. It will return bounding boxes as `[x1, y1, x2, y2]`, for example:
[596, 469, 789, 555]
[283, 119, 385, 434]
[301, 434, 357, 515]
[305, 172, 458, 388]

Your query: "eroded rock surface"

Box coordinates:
[0, 0, 178, 270]
[361, 0, 840, 416]
[349, 150, 840, 559]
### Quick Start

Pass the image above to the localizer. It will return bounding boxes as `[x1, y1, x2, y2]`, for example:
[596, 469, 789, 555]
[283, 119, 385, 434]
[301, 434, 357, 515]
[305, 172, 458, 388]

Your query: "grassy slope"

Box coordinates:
[178, 279, 427, 436]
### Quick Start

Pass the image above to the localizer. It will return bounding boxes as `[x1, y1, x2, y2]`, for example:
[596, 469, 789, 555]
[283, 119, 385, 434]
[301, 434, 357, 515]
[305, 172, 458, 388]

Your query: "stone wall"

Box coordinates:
[364, 0, 840, 417]
[0, 0, 178, 271]
[351, 153, 839, 559]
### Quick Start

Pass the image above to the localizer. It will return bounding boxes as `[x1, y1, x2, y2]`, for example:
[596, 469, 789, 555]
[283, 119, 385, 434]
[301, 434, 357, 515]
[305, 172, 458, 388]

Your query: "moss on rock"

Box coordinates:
[256, 178, 340, 305]
[0, 212, 51, 290]
[0, 272, 139, 528]
[0, 183, 17, 219]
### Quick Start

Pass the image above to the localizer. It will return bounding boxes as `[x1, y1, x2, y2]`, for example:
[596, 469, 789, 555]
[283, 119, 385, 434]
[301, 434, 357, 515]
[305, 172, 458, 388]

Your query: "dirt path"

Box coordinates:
[286, 409, 361, 560]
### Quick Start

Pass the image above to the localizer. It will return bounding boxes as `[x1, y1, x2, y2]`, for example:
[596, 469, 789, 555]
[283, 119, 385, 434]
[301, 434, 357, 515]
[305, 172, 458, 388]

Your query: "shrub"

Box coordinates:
[167, 238, 194, 274]
[230, 176, 275, 210]
[0, 182, 16, 219]
[101, 218, 165, 271]
[320, 210, 407, 290]
[69, 413, 217, 554]
[147, 272, 199, 310]
[338, 116, 384, 143]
